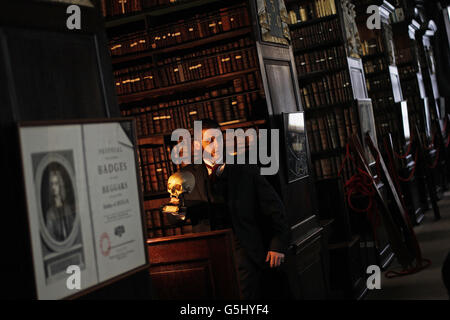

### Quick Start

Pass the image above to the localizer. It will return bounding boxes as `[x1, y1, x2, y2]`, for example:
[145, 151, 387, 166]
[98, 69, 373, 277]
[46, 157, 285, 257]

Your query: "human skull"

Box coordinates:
[167, 171, 195, 198]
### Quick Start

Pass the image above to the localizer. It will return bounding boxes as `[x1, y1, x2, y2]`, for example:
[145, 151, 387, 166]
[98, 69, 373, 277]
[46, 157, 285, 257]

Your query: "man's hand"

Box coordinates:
[266, 251, 285, 268]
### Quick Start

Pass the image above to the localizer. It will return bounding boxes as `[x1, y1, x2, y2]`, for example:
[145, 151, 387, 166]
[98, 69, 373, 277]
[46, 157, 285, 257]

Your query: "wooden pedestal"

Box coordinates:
[147, 230, 241, 300]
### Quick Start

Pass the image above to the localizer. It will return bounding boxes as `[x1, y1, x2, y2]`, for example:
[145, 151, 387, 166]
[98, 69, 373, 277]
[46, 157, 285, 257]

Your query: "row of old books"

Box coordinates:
[287, 1, 361, 183]
[361, 37, 385, 57]
[365, 73, 392, 93]
[114, 46, 257, 95]
[398, 65, 418, 79]
[295, 45, 346, 76]
[110, 31, 149, 57]
[364, 57, 388, 75]
[374, 113, 398, 139]
[101, 0, 142, 17]
[114, 36, 253, 94]
[300, 70, 353, 109]
[146, 209, 194, 238]
[400, 75, 420, 95]
[291, 18, 341, 51]
[396, 47, 426, 139]
[142, 0, 186, 10]
[109, 5, 250, 56]
[307, 104, 359, 155]
[288, 0, 337, 25]
[405, 95, 424, 132]
[120, 73, 259, 135]
[395, 47, 415, 66]
[139, 145, 175, 193]
[122, 90, 259, 136]
[313, 150, 357, 181]
[101, 0, 192, 17]
[396, 47, 419, 78]
[371, 95, 395, 112]
[370, 95, 400, 140]
[157, 36, 253, 67]
[398, 60, 420, 95]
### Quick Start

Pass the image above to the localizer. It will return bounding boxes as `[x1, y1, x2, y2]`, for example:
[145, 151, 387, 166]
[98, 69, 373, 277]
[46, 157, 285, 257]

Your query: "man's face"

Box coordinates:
[199, 128, 255, 160]
[201, 128, 222, 161]
[50, 173, 61, 198]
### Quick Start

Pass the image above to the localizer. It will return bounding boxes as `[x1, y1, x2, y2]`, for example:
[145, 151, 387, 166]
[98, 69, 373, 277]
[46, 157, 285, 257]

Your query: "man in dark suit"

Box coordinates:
[179, 119, 289, 299]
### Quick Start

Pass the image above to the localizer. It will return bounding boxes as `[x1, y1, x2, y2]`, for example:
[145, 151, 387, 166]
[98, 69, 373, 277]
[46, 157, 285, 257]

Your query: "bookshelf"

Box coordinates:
[355, 0, 410, 153]
[408, 5, 447, 200]
[390, 1, 448, 221]
[288, 0, 372, 181]
[419, 21, 443, 124]
[389, 18, 429, 224]
[103, 1, 268, 239]
[104, 0, 335, 299]
[286, 0, 382, 299]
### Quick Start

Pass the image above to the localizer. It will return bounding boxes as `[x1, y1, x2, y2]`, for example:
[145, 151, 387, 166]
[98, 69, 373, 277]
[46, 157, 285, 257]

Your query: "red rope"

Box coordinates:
[345, 169, 376, 213]
[338, 143, 353, 178]
[340, 140, 432, 279]
[382, 139, 432, 279]
[385, 259, 432, 278]
[344, 168, 380, 241]
[338, 145, 381, 242]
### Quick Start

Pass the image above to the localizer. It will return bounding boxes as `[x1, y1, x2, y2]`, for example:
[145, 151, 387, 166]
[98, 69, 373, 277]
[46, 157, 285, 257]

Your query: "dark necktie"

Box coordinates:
[205, 163, 221, 184]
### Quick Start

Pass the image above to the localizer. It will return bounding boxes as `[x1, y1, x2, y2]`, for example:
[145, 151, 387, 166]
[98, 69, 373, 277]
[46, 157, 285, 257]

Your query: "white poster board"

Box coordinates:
[19, 119, 147, 300]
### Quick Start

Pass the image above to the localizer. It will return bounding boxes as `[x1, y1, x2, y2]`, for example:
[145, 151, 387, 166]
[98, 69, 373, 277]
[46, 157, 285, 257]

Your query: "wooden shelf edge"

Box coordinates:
[105, 0, 221, 28]
[147, 229, 233, 244]
[111, 27, 253, 65]
[297, 66, 347, 82]
[150, 27, 252, 56]
[311, 147, 346, 159]
[118, 68, 259, 103]
[288, 14, 338, 30]
[220, 119, 266, 130]
[304, 99, 357, 114]
[136, 119, 266, 145]
[293, 39, 344, 55]
[138, 135, 166, 145]
[362, 52, 385, 61]
[122, 88, 261, 113]
[143, 191, 170, 200]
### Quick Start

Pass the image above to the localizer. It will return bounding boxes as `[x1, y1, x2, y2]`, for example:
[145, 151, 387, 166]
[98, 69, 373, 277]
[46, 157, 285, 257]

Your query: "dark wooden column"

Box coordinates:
[248, 0, 329, 299]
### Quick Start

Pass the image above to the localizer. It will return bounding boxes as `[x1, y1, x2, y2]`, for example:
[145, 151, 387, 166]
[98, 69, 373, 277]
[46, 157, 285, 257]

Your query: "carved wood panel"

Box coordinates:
[147, 230, 241, 300]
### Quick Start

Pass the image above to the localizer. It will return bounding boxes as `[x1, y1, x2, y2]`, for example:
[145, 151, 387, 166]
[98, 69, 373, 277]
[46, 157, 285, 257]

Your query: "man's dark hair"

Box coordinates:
[198, 118, 220, 130]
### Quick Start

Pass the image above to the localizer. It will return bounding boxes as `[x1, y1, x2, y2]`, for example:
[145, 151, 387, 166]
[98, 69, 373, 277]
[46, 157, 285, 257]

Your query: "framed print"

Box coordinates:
[283, 112, 309, 183]
[357, 99, 377, 163]
[18, 118, 148, 300]
[257, 0, 291, 45]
